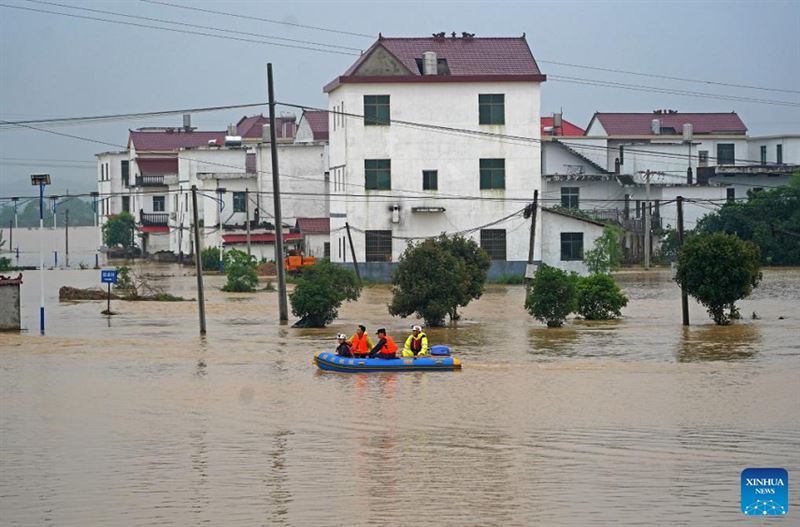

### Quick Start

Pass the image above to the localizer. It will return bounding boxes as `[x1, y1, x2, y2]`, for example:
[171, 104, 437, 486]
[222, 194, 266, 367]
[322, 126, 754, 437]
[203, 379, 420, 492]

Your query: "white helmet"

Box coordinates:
[336, 333, 347, 339]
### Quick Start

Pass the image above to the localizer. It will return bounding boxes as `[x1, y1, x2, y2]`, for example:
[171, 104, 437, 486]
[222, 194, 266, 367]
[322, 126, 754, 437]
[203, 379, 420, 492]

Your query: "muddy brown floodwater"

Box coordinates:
[1, 266, 798, 526]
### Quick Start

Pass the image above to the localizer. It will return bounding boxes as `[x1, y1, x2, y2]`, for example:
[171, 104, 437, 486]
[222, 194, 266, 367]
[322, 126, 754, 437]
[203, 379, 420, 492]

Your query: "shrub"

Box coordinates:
[289, 260, 361, 327]
[576, 274, 628, 320]
[389, 234, 490, 326]
[674, 232, 762, 325]
[583, 225, 624, 274]
[102, 212, 136, 248]
[525, 264, 578, 327]
[201, 247, 221, 271]
[222, 249, 259, 292]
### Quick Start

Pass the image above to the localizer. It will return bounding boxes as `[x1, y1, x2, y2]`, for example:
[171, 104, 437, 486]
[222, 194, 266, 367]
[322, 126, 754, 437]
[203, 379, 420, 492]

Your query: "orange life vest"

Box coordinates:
[351, 333, 370, 354]
[379, 335, 398, 355]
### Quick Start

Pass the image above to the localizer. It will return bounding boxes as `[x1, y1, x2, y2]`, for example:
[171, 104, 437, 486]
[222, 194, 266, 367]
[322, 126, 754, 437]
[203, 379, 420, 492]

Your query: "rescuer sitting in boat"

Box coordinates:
[402, 325, 429, 358]
[335, 333, 353, 357]
[368, 328, 398, 359]
[348, 324, 374, 358]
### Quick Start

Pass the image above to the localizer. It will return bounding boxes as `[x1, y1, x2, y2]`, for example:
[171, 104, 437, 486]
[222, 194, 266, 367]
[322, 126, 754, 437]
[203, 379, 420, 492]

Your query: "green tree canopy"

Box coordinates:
[583, 225, 624, 274]
[102, 212, 136, 248]
[290, 260, 361, 327]
[389, 234, 490, 326]
[576, 274, 628, 320]
[525, 264, 578, 327]
[674, 232, 762, 325]
[222, 249, 259, 292]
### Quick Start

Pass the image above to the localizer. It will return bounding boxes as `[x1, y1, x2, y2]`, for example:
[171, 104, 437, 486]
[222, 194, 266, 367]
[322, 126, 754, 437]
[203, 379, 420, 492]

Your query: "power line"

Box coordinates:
[0, 2, 356, 56]
[139, 0, 375, 39]
[0, 102, 267, 128]
[25, 0, 364, 52]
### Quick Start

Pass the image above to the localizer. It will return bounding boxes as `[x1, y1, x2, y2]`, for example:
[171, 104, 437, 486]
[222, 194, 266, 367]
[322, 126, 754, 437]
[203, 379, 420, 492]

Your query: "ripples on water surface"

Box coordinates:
[1, 266, 799, 526]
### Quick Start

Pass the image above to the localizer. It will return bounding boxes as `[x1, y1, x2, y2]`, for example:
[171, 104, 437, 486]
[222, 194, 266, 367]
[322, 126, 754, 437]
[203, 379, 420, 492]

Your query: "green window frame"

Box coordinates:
[717, 143, 735, 165]
[479, 94, 505, 125]
[422, 170, 438, 190]
[364, 95, 390, 126]
[479, 158, 505, 189]
[233, 192, 246, 213]
[152, 195, 165, 212]
[561, 187, 580, 209]
[777, 144, 783, 164]
[480, 229, 507, 261]
[365, 159, 391, 190]
[560, 232, 584, 261]
[760, 145, 767, 165]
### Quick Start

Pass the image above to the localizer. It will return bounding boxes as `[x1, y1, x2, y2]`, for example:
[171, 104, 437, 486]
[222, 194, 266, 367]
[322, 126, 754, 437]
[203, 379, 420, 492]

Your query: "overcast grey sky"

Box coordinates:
[1, 0, 798, 198]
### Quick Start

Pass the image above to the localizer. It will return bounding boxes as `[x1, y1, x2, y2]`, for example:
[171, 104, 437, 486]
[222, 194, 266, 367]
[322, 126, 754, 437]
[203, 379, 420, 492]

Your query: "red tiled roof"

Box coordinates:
[139, 225, 169, 233]
[590, 112, 747, 136]
[222, 232, 302, 244]
[236, 115, 297, 139]
[541, 116, 585, 136]
[327, 35, 545, 91]
[129, 130, 225, 151]
[301, 111, 329, 141]
[295, 217, 330, 234]
[136, 157, 178, 175]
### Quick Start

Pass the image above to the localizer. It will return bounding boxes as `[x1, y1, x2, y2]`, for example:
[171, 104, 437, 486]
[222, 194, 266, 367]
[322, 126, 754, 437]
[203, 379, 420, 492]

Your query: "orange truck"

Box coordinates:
[284, 254, 316, 273]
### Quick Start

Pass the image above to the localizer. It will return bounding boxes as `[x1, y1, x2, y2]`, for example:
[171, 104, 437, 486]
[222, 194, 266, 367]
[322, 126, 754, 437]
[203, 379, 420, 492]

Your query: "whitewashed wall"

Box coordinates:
[539, 211, 604, 275]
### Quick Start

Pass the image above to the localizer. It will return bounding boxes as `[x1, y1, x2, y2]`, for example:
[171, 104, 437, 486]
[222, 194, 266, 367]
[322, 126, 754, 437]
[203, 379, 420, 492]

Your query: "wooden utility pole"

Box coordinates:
[268, 63, 289, 322]
[644, 169, 651, 269]
[345, 222, 360, 281]
[245, 187, 252, 257]
[65, 209, 70, 267]
[191, 185, 207, 335]
[677, 195, 689, 326]
[526, 190, 538, 280]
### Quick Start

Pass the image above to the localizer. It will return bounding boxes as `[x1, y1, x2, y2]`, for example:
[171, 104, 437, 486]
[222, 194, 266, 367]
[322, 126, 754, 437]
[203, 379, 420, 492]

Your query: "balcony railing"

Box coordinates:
[140, 210, 168, 226]
[135, 175, 166, 187]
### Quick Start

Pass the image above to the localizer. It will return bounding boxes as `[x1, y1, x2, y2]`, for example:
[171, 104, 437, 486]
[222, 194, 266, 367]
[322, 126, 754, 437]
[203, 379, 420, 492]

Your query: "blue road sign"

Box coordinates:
[101, 269, 118, 284]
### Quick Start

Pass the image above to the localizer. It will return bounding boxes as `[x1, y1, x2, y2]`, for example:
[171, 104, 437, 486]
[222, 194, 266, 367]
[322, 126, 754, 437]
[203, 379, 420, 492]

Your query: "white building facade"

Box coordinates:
[326, 35, 546, 278]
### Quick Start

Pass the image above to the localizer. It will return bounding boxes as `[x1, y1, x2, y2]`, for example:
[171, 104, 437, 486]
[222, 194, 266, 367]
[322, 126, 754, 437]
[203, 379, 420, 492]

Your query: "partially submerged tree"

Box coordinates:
[102, 212, 136, 248]
[290, 260, 361, 327]
[222, 249, 259, 292]
[201, 247, 221, 271]
[674, 232, 762, 325]
[389, 234, 490, 326]
[525, 264, 577, 327]
[576, 273, 628, 320]
[583, 224, 624, 274]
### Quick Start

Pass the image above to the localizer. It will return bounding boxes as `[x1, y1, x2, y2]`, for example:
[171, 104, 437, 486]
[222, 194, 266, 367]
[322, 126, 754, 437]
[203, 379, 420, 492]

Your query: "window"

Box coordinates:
[478, 94, 505, 125]
[364, 95, 390, 126]
[324, 242, 330, 259]
[480, 229, 506, 261]
[121, 160, 129, 186]
[152, 195, 165, 212]
[726, 187, 735, 203]
[698, 150, 709, 167]
[365, 230, 392, 262]
[619, 145, 624, 165]
[560, 232, 584, 261]
[777, 144, 783, 164]
[122, 196, 130, 213]
[422, 170, 438, 190]
[479, 158, 505, 189]
[561, 187, 580, 209]
[365, 159, 391, 190]
[233, 192, 246, 213]
[760, 145, 767, 165]
[717, 143, 735, 165]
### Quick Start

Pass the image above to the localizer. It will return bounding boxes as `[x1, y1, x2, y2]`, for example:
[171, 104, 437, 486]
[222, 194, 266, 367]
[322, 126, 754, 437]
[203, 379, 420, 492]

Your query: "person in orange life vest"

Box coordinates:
[402, 325, 429, 357]
[348, 324, 374, 359]
[368, 328, 398, 359]
[335, 333, 352, 357]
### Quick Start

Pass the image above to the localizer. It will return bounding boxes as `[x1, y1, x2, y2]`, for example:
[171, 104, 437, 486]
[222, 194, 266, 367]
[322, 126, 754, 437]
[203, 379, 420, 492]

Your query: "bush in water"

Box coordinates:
[289, 260, 361, 327]
[576, 274, 628, 320]
[222, 249, 259, 292]
[525, 264, 578, 328]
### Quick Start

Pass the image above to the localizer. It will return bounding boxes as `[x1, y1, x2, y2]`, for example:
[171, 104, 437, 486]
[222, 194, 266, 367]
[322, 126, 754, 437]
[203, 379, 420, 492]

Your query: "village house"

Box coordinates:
[325, 33, 546, 279]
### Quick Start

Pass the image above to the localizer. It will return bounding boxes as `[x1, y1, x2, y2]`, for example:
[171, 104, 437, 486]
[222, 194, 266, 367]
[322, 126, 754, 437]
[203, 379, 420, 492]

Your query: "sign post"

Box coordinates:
[101, 269, 118, 314]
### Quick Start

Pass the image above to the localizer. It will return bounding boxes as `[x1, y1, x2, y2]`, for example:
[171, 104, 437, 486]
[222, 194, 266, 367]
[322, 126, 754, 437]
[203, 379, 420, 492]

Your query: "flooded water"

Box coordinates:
[1, 266, 799, 525]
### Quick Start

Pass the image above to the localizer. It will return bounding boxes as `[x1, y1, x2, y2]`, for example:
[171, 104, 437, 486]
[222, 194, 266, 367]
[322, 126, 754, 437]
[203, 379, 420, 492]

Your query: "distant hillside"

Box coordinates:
[0, 197, 96, 228]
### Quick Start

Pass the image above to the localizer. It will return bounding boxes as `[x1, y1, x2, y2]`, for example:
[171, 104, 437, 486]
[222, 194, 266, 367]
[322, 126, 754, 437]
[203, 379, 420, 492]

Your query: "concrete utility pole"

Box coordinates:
[677, 195, 689, 326]
[644, 169, 651, 269]
[51, 196, 58, 229]
[267, 63, 289, 323]
[65, 209, 69, 268]
[31, 173, 51, 335]
[345, 222, 360, 281]
[526, 189, 538, 280]
[191, 185, 207, 335]
[245, 187, 252, 256]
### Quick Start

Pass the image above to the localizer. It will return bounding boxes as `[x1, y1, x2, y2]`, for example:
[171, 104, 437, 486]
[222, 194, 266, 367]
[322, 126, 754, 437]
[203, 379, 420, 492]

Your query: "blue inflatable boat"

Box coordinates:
[314, 351, 461, 373]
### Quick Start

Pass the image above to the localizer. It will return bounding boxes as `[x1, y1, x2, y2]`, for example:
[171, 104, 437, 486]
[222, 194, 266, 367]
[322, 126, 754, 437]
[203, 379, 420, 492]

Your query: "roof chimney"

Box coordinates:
[183, 113, 191, 131]
[422, 51, 438, 75]
[651, 118, 661, 135]
[682, 123, 693, 142]
[262, 123, 271, 142]
[553, 112, 563, 130]
[227, 123, 237, 136]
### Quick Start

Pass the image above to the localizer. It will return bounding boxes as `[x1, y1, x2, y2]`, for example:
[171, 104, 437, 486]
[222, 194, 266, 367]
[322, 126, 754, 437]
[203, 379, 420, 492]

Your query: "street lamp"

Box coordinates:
[31, 173, 51, 335]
